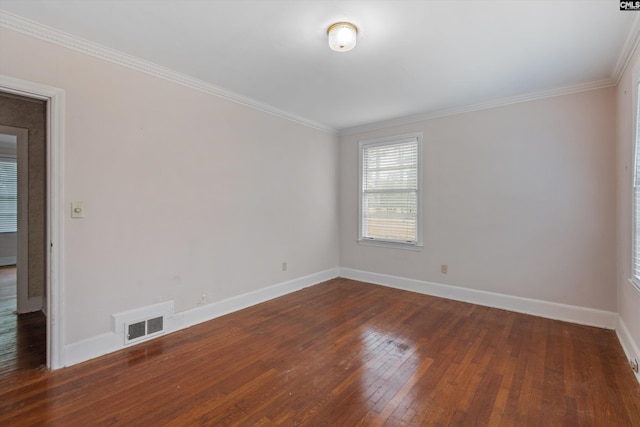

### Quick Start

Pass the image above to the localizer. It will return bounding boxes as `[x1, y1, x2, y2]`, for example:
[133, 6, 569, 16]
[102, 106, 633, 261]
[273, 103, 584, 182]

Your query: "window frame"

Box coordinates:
[358, 132, 423, 250]
[633, 74, 640, 291]
[632, 62, 640, 292]
[630, 61, 640, 293]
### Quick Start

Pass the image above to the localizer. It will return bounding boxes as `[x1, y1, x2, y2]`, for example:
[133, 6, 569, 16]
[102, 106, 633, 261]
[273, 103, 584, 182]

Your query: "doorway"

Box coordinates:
[0, 93, 47, 372]
[0, 125, 30, 314]
[0, 75, 64, 370]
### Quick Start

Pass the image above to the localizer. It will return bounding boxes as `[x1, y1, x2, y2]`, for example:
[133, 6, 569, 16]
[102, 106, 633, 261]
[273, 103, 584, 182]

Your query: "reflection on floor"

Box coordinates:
[0, 265, 46, 376]
[2, 278, 640, 425]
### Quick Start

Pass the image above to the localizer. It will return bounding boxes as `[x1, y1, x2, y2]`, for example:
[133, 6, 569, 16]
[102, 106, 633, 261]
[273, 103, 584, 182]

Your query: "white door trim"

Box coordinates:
[0, 75, 65, 369]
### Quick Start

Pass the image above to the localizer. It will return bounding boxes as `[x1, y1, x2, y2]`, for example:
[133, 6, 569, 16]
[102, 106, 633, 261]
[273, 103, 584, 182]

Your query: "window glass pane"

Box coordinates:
[360, 137, 419, 244]
[363, 192, 417, 241]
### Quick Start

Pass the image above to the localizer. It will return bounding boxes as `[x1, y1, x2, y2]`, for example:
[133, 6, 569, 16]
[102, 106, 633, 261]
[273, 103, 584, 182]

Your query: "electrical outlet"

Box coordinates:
[282, 262, 287, 271]
[441, 264, 448, 274]
[631, 359, 638, 373]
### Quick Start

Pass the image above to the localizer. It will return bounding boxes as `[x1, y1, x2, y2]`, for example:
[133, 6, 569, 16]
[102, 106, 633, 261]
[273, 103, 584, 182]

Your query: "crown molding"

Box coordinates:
[0, 11, 338, 135]
[339, 12, 639, 136]
[1, 10, 630, 138]
[338, 78, 616, 136]
[613, 14, 640, 84]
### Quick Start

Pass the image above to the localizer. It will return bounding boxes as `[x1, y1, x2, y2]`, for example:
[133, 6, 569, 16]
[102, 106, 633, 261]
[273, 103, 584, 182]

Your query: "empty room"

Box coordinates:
[1, 0, 640, 425]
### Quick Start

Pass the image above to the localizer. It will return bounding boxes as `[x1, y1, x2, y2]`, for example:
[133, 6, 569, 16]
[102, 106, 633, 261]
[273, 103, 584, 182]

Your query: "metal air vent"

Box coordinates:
[124, 315, 166, 345]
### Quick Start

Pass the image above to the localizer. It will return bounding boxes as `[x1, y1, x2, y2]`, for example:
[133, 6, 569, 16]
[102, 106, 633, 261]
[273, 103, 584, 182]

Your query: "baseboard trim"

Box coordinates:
[17, 295, 42, 314]
[63, 268, 339, 367]
[170, 268, 339, 332]
[339, 268, 618, 329]
[616, 317, 640, 383]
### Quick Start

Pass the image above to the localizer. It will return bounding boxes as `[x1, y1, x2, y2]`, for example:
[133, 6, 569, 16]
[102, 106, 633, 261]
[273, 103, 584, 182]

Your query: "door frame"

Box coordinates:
[0, 75, 65, 369]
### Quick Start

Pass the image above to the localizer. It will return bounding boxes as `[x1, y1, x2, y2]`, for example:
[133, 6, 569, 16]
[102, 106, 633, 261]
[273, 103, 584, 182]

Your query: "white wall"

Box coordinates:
[340, 88, 617, 312]
[617, 40, 640, 367]
[0, 28, 340, 345]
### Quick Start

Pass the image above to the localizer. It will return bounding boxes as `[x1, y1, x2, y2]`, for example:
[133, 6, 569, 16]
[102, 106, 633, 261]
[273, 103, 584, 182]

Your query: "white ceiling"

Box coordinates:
[0, 0, 637, 134]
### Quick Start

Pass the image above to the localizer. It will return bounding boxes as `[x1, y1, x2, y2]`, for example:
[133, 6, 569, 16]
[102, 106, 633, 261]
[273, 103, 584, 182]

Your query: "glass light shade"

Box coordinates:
[327, 22, 357, 52]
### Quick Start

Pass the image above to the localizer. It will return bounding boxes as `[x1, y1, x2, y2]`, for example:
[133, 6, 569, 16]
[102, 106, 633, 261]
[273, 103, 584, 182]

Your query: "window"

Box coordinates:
[359, 133, 423, 249]
[634, 81, 640, 288]
[0, 156, 17, 233]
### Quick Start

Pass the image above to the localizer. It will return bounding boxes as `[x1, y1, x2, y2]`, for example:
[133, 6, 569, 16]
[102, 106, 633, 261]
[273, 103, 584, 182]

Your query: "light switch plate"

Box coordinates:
[71, 201, 85, 218]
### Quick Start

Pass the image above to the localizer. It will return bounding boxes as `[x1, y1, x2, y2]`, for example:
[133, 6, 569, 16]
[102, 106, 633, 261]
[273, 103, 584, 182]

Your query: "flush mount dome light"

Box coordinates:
[327, 22, 358, 52]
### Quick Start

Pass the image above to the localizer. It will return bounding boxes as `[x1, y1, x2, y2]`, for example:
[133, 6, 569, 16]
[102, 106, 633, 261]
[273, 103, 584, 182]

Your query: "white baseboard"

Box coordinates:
[339, 268, 618, 329]
[616, 317, 640, 383]
[170, 268, 339, 331]
[17, 295, 42, 314]
[63, 268, 339, 367]
[61, 267, 627, 370]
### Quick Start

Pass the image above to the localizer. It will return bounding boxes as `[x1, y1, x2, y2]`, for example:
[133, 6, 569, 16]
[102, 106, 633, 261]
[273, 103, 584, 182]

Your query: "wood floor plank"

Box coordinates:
[1, 277, 640, 426]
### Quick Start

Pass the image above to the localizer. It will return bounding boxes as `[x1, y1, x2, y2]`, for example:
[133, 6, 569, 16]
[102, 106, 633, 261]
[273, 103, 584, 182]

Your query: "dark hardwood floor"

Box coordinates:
[0, 265, 47, 375]
[1, 277, 639, 426]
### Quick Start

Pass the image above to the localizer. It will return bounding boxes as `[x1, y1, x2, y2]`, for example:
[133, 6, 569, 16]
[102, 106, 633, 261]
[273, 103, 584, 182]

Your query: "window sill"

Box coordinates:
[358, 239, 423, 251]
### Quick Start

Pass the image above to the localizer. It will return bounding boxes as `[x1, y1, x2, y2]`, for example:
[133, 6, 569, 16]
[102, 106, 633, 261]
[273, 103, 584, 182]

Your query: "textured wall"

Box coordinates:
[0, 134, 17, 265]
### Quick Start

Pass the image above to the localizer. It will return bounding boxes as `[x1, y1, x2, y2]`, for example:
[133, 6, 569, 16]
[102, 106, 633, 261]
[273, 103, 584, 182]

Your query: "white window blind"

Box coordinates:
[0, 158, 17, 233]
[360, 135, 421, 247]
[634, 82, 640, 286]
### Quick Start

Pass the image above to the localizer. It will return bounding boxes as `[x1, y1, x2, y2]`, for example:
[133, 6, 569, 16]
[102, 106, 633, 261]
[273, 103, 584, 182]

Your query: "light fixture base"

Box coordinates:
[327, 22, 358, 52]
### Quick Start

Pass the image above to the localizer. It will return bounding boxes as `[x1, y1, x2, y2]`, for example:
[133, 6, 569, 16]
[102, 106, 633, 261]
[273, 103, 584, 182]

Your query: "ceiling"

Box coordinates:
[0, 0, 637, 134]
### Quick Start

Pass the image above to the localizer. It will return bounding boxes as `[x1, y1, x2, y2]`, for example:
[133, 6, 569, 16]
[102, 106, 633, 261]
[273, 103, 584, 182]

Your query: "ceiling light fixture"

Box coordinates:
[327, 22, 358, 52]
